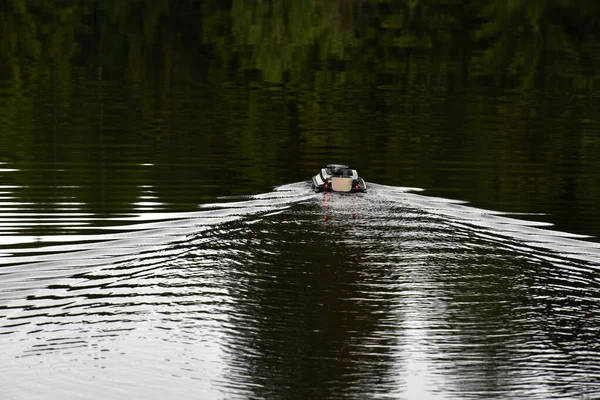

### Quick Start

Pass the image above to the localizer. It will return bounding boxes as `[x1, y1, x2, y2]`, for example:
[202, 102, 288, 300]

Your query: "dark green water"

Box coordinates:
[1, 1, 600, 399]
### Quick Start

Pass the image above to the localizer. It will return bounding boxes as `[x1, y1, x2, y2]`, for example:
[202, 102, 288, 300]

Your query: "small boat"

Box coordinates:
[311, 164, 367, 193]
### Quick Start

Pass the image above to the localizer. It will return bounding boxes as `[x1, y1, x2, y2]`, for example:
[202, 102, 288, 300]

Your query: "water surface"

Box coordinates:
[1, 181, 599, 399]
[1, 1, 600, 399]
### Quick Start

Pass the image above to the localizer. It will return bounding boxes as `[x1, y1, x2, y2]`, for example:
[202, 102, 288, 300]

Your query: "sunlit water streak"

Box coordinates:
[0, 182, 599, 399]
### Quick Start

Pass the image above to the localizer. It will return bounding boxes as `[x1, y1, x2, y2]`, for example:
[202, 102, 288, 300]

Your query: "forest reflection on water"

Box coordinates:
[1, 0, 600, 398]
[1, 180, 599, 399]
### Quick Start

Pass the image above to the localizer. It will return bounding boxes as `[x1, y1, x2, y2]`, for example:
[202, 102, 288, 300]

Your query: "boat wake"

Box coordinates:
[1, 181, 599, 399]
[1, 181, 598, 308]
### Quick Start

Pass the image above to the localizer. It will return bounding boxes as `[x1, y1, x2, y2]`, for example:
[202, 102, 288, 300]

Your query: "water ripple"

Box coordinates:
[1, 183, 599, 399]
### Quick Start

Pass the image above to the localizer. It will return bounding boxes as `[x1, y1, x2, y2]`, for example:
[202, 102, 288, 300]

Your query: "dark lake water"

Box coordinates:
[1, 2, 600, 399]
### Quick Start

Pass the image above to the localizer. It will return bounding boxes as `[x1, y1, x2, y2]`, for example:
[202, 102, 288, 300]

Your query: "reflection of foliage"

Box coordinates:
[0, 0, 80, 63]
[0, 0, 598, 230]
[470, 0, 600, 87]
[1, 0, 600, 88]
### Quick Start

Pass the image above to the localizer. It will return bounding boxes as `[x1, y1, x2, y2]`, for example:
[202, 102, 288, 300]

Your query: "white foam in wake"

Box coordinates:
[371, 183, 600, 266]
[0, 183, 315, 303]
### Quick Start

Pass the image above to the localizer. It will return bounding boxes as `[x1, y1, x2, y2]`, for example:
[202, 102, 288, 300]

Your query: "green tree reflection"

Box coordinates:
[0, 0, 598, 236]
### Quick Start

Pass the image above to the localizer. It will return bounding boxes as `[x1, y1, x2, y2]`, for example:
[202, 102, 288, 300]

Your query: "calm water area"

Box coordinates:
[1, 2, 600, 399]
